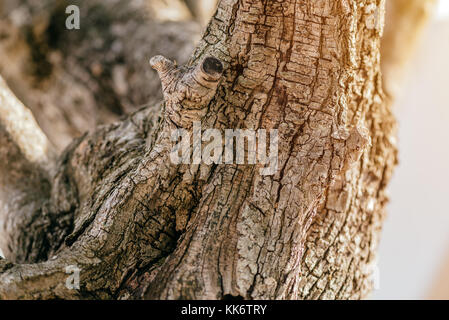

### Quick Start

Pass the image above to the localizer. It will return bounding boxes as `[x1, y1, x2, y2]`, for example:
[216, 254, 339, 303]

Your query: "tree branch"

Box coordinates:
[0, 0, 402, 300]
[0, 75, 56, 263]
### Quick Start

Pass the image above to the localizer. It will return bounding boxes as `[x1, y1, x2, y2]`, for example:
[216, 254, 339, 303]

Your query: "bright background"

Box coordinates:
[373, 0, 449, 299]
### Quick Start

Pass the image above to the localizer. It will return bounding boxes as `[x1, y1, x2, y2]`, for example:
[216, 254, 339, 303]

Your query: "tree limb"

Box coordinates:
[0, 75, 56, 263]
[0, 0, 409, 300]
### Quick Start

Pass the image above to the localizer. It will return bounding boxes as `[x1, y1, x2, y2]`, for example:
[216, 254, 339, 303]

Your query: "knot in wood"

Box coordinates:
[150, 55, 224, 128]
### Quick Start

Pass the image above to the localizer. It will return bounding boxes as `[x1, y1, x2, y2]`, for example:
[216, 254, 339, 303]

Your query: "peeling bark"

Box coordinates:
[0, 0, 401, 300]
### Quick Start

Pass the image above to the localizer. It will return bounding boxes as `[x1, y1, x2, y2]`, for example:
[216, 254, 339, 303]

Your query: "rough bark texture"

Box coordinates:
[0, 0, 399, 300]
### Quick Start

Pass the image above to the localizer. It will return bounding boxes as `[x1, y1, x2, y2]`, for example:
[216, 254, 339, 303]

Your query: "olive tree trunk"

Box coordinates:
[0, 0, 400, 299]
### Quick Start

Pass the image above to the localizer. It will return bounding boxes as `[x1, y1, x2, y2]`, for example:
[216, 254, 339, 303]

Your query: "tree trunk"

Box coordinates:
[0, 0, 398, 300]
[0, 0, 200, 151]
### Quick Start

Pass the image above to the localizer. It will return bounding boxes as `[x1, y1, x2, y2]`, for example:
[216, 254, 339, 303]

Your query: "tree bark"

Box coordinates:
[0, 0, 399, 300]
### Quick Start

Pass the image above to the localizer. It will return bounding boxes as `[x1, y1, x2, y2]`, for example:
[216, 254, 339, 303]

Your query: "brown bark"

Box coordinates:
[0, 0, 399, 299]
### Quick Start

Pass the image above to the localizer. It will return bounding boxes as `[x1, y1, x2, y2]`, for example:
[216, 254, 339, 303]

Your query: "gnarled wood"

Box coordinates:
[0, 0, 407, 300]
[143, 0, 397, 300]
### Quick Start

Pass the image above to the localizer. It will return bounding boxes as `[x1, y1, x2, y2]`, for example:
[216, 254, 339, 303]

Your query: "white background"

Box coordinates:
[373, 1, 449, 299]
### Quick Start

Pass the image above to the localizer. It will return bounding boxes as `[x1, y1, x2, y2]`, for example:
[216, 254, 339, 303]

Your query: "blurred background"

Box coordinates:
[374, 0, 449, 299]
